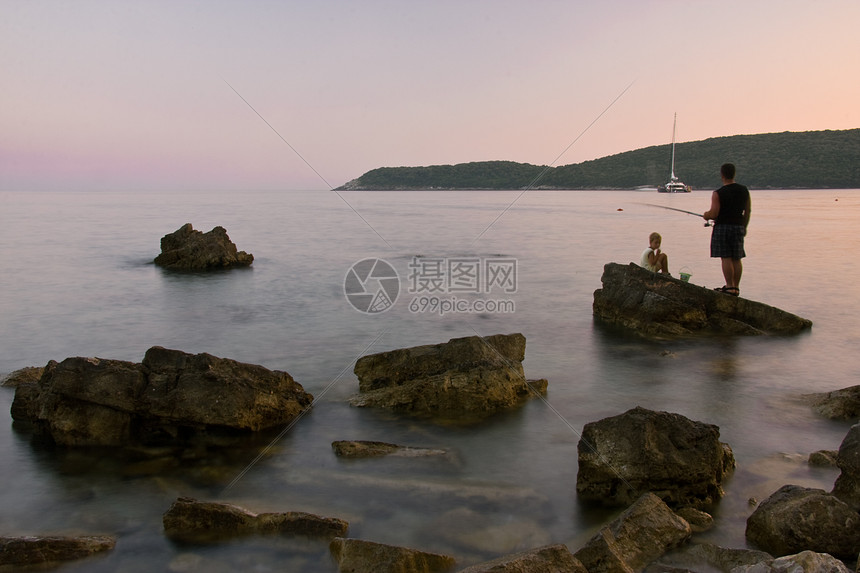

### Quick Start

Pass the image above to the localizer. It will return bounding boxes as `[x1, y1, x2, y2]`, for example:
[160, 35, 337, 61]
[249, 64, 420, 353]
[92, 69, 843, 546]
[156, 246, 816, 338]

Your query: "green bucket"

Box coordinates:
[679, 267, 692, 282]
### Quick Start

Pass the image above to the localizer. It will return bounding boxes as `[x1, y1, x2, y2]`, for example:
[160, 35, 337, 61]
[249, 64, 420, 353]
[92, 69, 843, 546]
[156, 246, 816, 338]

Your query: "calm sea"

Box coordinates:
[1, 189, 858, 571]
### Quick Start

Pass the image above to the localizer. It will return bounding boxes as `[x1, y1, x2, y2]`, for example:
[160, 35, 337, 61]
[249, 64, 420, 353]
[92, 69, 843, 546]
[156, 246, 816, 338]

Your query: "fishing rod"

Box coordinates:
[639, 203, 712, 227]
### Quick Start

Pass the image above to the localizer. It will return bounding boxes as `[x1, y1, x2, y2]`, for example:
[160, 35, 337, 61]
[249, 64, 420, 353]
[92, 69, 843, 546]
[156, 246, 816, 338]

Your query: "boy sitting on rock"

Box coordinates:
[640, 232, 670, 275]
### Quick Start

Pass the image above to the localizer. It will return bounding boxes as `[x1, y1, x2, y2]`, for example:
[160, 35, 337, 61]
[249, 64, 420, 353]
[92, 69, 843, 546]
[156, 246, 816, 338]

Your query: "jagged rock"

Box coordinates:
[0, 535, 115, 567]
[832, 423, 860, 510]
[12, 346, 312, 446]
[332, 440, 447, 458]
[648, 542, 773, 572]
[573, 492, 692, 573]
[576, 406, 735, 509]
[456, 543, 587, 573]
[745, 484, 860, 560]
[0, 366, 44, 387]
[162, 497, 348, 543]
[154, 223, 253, 270]
[592, 262, 812, 337]
[350, 333, 547, 420]
[730, 550, 852, 573]
[329, 537, 456, 573]
[806, 385, 860, 420]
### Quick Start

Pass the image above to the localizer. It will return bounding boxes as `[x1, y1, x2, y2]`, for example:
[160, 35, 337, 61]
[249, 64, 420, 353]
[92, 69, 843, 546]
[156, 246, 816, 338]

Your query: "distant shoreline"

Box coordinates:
[336, 129, 860, 191]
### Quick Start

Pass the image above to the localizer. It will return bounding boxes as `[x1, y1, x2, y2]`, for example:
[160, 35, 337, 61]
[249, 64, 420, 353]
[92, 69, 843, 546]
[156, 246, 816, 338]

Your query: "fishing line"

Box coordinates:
[222, 78, 393, 249]
[470, 79, 636, 247]
[221, 329, 389, 495]
[467, 327, 637, 495]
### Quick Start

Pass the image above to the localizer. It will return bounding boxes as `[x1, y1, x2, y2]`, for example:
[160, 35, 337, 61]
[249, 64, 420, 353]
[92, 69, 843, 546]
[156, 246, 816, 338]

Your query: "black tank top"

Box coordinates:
[715, 183, 750, 226]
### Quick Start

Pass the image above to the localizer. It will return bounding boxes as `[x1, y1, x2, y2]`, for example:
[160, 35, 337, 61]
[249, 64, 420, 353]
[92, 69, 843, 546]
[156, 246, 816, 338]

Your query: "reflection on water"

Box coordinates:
[1, 189, 858, 570]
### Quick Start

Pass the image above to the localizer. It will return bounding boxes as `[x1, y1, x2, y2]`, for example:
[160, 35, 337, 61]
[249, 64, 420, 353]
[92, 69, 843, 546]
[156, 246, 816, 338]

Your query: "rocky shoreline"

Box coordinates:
[2, 333, 859, 571]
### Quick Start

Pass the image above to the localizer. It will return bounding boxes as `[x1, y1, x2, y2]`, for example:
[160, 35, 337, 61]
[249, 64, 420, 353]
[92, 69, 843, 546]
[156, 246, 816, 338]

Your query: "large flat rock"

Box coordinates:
[593, 263, 812, 337]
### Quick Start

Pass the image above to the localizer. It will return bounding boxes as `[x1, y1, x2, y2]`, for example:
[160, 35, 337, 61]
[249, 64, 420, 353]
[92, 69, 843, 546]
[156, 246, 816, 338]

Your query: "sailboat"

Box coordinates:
[657, 113, 691, 193]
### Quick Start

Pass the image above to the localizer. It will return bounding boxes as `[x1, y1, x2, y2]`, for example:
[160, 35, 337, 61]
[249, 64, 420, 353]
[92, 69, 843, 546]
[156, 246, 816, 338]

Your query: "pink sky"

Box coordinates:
[2, 0, 859, 191]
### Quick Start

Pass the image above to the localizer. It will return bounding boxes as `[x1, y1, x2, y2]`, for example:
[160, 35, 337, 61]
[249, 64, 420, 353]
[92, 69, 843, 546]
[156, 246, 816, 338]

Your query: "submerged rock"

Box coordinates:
[0, 535, 116, 567]
[576, 407, 735, 509]
[329, 537, 455, 573]
[11, 346, 312, 446]
[332, 440, 447, 458]
[592, 262, 812, 337]
[573, 492, 692, 573]
[350, 333, 547, 420]
[745, 484, 860, 560]
[162, 497, 348, 543]
[420, 507, 551, 555]
[457, 544, 587, 573]
[649, 542, 773, 572]
[154, 223, 253, 270]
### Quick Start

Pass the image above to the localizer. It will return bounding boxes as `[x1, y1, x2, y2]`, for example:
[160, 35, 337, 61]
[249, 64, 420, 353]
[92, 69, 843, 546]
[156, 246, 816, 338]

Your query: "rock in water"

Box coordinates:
[592, 262, 812, 337]
[12, 346, 312, 446]
[329, 538, 455, 573]
[154, 223, 253, 270]
[162, 497, 348, 543]
[350, 333, 547, 420]
[573, 492, 692, 573]
[745, 484, 860, 560]
[576, 406, 735, 509]
[730, 551, 852, 573]
[806, 385, 860, 420]
[0, 535, 116, 567]
[832, 423, 860, 510]
[458, 544, 587, 573]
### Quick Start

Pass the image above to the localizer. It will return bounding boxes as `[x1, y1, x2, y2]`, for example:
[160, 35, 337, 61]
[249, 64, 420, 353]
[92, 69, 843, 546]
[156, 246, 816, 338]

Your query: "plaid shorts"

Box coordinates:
[710, 224, 746, 259]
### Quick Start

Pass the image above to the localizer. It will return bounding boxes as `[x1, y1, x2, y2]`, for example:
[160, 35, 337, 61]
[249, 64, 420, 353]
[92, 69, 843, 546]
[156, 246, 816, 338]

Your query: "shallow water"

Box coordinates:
[0, 188, 857, 570]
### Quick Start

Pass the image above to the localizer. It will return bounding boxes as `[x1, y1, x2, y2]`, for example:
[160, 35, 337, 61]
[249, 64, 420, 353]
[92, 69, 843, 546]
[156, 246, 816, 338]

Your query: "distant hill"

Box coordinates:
[336, 128, 860, 190]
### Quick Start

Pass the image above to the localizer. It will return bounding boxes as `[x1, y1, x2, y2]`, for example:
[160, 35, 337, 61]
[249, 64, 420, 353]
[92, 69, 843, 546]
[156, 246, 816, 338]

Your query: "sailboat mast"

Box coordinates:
[670, 112, 677, 180]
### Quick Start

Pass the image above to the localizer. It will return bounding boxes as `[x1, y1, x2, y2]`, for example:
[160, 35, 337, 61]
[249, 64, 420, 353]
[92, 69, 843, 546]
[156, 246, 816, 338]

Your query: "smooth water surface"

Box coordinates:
[1, 189, 858, 571]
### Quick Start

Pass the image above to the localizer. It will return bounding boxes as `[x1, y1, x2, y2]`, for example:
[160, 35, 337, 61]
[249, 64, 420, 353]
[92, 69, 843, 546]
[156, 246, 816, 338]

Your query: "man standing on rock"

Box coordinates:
[703, 163, 751, 297]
